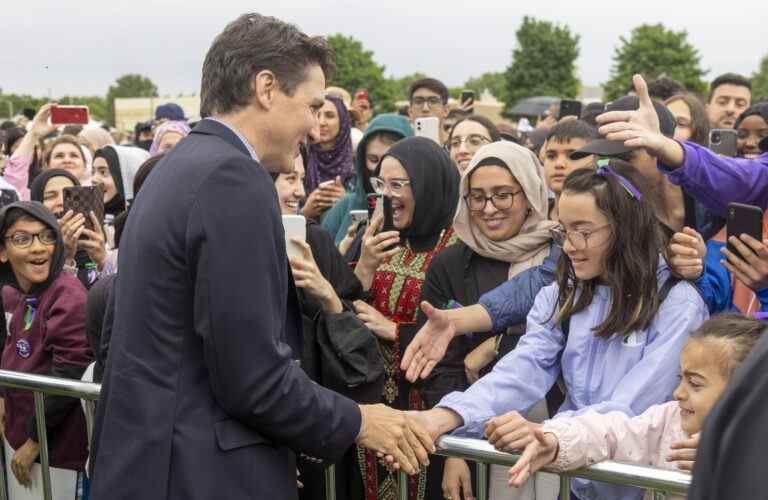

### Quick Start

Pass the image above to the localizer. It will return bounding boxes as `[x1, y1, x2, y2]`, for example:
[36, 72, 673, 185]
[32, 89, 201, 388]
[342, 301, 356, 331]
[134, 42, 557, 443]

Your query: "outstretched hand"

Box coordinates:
[401, 301, 456, 382]
[507, 428, 559, 488]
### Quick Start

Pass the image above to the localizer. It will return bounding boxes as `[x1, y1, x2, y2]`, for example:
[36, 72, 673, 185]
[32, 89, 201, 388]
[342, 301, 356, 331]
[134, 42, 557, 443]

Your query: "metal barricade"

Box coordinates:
[0, 370, 691, 500]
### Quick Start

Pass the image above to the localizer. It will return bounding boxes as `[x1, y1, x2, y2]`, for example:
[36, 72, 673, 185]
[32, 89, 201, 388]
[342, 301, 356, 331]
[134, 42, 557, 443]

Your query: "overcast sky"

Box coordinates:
[3, 1, 767, 98]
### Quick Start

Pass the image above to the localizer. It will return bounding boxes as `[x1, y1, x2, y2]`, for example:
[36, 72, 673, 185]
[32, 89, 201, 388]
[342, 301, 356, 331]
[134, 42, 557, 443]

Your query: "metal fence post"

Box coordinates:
[34, 391, 53, 500]
[476, 461, 488, 500]
[323, 463, 336, 500]
[559, 474, 571, 500]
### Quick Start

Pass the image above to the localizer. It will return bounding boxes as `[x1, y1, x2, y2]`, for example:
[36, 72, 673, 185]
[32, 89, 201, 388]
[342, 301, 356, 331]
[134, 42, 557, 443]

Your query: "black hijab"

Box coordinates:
[0, 201, 66, 294]
[93, 147, 126, 217]
[29, 169, 81, 208]
[376, 137, 460, 252]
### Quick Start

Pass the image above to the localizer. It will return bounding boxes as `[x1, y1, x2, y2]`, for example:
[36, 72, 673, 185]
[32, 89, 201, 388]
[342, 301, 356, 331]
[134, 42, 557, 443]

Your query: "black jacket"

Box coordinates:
[89, 119, 361, 500]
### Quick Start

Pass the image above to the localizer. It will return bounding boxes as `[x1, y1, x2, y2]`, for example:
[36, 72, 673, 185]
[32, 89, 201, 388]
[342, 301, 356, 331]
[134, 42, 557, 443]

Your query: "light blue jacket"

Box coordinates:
[438, 260, 708, 500]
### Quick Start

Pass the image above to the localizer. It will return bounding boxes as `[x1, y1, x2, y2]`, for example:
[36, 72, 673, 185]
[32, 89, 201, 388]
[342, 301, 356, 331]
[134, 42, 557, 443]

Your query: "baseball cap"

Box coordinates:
[571, 96, 676, 159]
[155, 103, 187, 122]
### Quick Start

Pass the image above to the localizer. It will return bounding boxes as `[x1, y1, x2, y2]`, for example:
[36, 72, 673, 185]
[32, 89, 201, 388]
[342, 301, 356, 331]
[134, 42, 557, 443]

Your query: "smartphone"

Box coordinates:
[318, 179, 335, 189]
[382, 195, 395, 233]
[460, 90, 475, 113]
[62, 185, 104, 234]
[414, 117, 441, 144]
[558, 100, 582, 120]
[710, 129, 738, 157]
[51, 105, 90, 125]
[727, 203, 764, 255]
[281, 214, 307, 260]
[349, 210, 369, 226]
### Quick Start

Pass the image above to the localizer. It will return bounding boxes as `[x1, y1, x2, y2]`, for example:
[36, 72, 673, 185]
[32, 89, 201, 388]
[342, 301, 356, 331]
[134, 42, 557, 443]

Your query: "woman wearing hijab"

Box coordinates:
[92, 145, 151, 219]
[29, 170, 108, 289]
[0, 201, 92, 489]
[302, 95, 354, 219]
[421, 141, 560, 500]
[349, 136, 460, 500]
[148, 121, 191, 156]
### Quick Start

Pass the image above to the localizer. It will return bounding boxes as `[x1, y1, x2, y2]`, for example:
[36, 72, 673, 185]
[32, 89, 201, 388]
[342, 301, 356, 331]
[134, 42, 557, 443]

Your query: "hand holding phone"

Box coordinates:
[460, 90, 475, 113]
[62, 185, 105, 233]
[51, 105, 90, 125]
[727, 203, 764, 255]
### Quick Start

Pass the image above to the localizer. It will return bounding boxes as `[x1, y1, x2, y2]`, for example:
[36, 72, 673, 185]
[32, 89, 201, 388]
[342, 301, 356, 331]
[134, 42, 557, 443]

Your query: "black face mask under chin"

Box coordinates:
[137, 140, 153, 151]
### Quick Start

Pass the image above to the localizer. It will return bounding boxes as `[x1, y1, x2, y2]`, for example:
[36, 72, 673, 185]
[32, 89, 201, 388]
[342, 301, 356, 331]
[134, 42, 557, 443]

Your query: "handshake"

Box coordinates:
[355, 405, 464, 475]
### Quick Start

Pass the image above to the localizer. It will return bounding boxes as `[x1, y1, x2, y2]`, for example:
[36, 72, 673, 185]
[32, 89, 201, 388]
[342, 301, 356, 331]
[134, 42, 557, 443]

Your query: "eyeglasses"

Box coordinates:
[465, 191, 521, 212]
[370, 177, 411, 195]
[4, 229, 57, 249]
[550, 224, 611, 251]
[449, 134, 492, 151]
[412, 96, 443, 108]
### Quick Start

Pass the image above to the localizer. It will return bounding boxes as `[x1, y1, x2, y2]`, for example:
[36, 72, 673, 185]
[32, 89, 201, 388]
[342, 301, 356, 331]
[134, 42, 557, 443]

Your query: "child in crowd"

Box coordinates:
[508, 314, 765, 500]
[406, 162, 709, 500]
[0, 201, 92, 488]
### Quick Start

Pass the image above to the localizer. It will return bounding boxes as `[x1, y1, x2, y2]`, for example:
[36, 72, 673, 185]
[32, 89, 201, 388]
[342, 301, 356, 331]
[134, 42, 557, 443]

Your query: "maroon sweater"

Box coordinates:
[2, 273, 92, 470]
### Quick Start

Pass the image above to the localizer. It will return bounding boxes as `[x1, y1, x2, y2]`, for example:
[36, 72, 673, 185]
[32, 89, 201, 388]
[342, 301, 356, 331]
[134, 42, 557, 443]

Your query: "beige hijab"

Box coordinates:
[453, 141, 557, 279]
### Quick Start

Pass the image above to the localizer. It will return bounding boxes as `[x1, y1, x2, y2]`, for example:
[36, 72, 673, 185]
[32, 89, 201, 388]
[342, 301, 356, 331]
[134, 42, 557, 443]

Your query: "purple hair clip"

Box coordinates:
[596, 160, 642, 200]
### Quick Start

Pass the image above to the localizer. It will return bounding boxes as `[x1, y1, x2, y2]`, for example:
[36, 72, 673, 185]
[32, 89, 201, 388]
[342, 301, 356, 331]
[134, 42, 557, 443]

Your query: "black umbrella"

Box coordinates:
[509, 96, 560, 117]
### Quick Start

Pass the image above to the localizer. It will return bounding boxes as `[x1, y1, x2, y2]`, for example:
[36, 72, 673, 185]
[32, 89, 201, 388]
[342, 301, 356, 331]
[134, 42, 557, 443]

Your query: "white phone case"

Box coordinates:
[414, 117, 441, 144]
[282, 215, 307, 260]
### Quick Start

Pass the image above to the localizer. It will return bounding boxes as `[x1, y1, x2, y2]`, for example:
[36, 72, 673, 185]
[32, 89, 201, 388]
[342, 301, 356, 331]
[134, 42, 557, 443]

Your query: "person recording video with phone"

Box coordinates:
[408, 78, 450, 143]
[29, 170, 108, 289]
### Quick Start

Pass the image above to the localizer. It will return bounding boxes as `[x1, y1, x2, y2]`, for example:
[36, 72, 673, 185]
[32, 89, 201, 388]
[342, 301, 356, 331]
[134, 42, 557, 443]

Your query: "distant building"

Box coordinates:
[114, 96, 200, 131]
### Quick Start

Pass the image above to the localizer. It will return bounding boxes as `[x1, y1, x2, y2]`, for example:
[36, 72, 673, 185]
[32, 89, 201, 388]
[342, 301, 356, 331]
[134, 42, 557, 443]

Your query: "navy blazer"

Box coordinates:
[89, 120, 362, 500]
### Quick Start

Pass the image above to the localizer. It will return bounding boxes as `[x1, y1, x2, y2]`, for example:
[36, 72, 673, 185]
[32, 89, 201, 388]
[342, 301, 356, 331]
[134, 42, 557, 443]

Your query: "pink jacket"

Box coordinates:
[543, 401, 689, 499]
[4, 153, 32, 201]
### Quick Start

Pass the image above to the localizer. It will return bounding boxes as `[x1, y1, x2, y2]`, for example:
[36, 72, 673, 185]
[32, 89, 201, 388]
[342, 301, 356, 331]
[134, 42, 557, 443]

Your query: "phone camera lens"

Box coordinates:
[711, 132, 721, 144]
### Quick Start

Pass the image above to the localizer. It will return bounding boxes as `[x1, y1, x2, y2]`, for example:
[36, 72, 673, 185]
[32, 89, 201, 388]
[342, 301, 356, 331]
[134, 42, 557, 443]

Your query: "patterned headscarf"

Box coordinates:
[304, 95, 354, 193]
[149, 121, 191, 157]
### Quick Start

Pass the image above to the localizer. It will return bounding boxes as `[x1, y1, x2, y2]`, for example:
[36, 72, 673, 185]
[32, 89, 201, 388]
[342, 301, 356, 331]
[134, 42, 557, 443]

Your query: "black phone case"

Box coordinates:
[382, 196, 395, 233]
[710, 129, 738, 157]
[558, 100, 582, 120]
[727, 203, 763, 254]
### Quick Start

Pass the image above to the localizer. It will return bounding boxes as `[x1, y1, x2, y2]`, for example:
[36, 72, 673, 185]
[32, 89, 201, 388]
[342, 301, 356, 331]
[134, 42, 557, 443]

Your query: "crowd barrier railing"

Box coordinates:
[0, 370, 691, 500]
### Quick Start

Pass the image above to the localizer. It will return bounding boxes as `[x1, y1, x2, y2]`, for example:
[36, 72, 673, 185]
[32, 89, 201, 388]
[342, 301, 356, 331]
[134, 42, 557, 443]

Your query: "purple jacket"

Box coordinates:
[660, 142, 768, 216]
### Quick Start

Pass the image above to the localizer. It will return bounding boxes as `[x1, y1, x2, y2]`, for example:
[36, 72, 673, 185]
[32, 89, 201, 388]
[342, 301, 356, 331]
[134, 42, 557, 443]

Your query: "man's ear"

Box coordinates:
[252, 70, 279, 111]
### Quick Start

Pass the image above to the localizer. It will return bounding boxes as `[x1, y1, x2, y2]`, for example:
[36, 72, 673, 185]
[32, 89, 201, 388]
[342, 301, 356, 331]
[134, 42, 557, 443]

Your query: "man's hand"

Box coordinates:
[11, 439, 40, 488]
[356, 404, 435, 475]
[668, 433, 699, 472]
[669, 227, 706, 279]
[401, 301, 456, 382]
[721, 235, 768, 291]
[597, 74, 684, 167]
[507, 428, 559, 488]
[484, 411, 540, 453]
[443, 457, 474, 500]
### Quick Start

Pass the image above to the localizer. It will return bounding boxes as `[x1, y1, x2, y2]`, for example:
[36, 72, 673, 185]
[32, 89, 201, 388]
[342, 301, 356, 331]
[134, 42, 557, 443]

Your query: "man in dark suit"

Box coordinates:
[89, 14, 433, 500]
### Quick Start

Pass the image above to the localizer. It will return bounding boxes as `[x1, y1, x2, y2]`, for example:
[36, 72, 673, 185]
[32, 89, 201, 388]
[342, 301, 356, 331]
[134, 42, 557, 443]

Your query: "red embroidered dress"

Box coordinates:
[358, 228, 458, 500]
